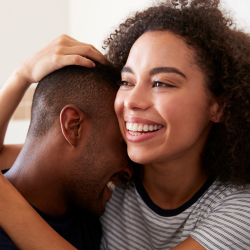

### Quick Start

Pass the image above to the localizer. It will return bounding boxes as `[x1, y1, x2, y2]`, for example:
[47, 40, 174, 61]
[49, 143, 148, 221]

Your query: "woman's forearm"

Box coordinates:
[0, 69, 30, 151]
[0, 173, 76, 250]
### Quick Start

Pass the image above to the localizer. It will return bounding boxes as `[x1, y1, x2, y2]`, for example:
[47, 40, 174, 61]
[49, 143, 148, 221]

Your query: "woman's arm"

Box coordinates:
[0, 145, 23, 170]
[0, 68, 28, 169]
[0, 34, 108, 170]
[171, 237, 206, 250]
[0, 172, 77, 250]
[0, 35, 108, 248]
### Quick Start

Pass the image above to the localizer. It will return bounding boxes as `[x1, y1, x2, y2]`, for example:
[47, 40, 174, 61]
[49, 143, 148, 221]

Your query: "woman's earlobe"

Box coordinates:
[211, 103, 225, 123]
[210, 94, 225, 123]
[211, 113, 219, 123]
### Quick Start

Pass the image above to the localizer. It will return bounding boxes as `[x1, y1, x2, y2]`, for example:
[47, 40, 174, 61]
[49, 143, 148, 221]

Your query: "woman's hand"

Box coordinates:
[16, 34, 109, 85]
[0, 34, 108, 167]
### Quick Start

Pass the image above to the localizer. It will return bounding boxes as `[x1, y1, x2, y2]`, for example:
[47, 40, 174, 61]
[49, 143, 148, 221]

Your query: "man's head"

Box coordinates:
[27, 64, 132, 215]
[29, 64, 120, 138]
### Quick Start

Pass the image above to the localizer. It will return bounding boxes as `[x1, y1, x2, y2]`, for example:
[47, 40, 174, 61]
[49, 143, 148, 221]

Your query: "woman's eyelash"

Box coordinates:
[117, 80, 132, 86]
[116, 80, 123, 86]
[152, 81, 174, 87]
[117, 80, 175, 87]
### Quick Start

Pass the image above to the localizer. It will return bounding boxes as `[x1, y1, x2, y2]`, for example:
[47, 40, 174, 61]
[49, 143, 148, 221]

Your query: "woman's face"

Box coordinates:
[115, 31, 219, 165]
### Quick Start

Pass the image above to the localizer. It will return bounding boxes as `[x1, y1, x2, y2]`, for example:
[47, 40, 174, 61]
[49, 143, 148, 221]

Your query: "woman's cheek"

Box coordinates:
[114, 91, 124, 117]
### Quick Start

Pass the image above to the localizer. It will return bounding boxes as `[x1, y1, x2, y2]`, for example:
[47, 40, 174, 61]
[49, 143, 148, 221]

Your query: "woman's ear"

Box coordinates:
[210, 96, 225, 123]
[60, 104, 85, 147]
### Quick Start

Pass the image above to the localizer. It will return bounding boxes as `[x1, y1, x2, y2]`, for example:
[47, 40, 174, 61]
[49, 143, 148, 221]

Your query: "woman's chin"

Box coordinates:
[128, 148, 153, 165]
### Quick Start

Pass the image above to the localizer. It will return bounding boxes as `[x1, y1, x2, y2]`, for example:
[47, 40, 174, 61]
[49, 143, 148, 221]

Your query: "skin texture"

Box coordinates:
[60, 106, 130, 216]
[115, 31, 222, 210]
[0, 175, 78, 250]
[0, 145, 22, 170]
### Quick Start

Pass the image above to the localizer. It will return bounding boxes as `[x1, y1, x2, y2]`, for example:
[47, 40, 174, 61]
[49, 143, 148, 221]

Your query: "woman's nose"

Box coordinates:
[124, 85, 151, 111]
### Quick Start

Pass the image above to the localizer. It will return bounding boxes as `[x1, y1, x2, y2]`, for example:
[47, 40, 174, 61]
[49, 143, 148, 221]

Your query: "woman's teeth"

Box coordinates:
[107, 181, 115, 191]
[126, 122, 162, 134]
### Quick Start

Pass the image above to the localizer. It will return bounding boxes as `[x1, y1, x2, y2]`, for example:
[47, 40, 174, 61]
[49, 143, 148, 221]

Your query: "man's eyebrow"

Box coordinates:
[149, 67, 186, 79]
[121, 67, 134, 74]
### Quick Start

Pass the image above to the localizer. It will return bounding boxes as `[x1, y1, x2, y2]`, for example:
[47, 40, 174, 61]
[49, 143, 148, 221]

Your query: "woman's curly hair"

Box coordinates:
[103, 0, 250, 185]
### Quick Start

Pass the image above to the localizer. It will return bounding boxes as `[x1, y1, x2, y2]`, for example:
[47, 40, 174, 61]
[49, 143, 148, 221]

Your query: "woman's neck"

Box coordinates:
[142, 154, 208, 210]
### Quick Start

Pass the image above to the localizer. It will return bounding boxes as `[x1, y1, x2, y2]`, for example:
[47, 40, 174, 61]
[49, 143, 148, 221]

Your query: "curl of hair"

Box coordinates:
[103, 0, 250, 185]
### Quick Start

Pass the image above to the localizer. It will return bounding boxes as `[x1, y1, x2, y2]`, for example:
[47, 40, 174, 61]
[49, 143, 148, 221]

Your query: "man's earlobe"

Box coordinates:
[60, 105, 85, 147]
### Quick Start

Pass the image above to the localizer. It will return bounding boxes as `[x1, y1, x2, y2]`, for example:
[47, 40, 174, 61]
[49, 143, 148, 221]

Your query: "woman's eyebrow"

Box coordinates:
[121, 66, 186, 79]
[121, 67, 133, 74]
[149, 67, 186, 79]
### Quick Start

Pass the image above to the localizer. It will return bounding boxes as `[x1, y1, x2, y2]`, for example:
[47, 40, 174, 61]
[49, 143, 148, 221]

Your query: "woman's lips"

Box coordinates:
[124, 116, 162, 125]
[126, 122, 162, 132]
[125, 125, 164, 142]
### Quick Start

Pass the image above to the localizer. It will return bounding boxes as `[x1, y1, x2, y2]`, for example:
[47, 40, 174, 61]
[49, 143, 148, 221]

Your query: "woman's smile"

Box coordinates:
[124, 116, 164, 142]
[115, 31, 218, 165]
[126, 122, 165, 142]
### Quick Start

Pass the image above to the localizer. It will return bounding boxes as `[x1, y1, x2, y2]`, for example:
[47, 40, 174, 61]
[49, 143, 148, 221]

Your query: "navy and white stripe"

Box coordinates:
[100, 178, 250, 249]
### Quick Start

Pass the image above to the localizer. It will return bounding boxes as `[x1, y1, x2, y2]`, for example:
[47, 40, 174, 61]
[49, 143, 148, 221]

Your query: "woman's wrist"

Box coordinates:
[10, 65, 33, 90]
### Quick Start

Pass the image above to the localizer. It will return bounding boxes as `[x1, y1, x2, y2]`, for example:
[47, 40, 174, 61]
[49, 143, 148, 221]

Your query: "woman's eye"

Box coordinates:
[117, 81, 133, 87]
[152, 81, 174, 88]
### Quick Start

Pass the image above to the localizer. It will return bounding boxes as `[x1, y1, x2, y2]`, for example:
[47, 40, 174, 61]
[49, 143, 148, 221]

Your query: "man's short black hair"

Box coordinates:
[28, 64, 120, 138]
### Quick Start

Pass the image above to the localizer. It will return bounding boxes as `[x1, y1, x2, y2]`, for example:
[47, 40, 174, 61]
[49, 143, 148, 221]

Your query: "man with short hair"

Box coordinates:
[0, 64, 132, 249]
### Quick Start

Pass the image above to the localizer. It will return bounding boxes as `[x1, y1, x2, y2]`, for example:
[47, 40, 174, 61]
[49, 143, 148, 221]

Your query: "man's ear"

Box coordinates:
[60, 104, 85, 147]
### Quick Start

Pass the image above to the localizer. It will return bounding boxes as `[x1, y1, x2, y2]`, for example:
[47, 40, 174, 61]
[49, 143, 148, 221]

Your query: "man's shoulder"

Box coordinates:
[0, 227, 18, 250]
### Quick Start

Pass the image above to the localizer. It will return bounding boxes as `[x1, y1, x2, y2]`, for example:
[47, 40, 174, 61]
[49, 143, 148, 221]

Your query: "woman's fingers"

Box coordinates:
[58, 45, 109, 65]
[17, 34, 109, 84]
[53, 35, 103, 55]
[53, 54, 96, 68]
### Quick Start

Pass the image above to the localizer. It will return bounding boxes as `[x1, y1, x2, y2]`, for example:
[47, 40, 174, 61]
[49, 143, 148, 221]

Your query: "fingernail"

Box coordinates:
[92, 62, 96, 67]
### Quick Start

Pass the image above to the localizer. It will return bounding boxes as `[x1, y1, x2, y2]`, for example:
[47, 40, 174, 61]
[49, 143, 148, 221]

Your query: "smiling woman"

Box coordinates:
[115, 31, 215, 166]
[100, 1, 250, 249]
[0, 0, 250, 250]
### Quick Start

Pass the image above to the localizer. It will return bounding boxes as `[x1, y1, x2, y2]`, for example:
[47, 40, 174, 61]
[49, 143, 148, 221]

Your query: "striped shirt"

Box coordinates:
[100, 178, 250, 249]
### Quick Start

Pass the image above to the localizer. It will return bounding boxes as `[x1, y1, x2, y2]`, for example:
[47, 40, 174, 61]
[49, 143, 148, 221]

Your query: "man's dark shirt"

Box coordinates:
[0, 170, 102, 249]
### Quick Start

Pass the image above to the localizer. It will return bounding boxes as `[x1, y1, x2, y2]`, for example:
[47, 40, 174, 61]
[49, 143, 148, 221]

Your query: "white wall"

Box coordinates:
[69, 0, 155, 51]
[0, 0, 69, 87]
[70, 0, 250, 51]
[221, 0, 250, 32]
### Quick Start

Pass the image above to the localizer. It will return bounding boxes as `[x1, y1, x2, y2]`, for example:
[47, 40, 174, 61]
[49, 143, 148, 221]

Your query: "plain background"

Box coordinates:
[1, 0, 250, 143]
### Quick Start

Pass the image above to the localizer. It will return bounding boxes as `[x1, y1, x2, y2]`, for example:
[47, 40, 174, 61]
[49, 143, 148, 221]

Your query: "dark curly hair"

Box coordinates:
[103, 0, 250, 185]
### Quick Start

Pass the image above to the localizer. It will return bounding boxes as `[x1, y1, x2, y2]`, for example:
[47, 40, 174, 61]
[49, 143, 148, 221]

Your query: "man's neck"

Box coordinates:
[5, 140, 70, 216]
